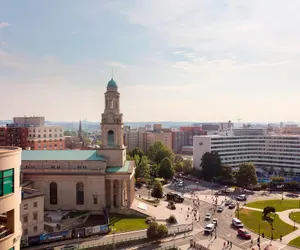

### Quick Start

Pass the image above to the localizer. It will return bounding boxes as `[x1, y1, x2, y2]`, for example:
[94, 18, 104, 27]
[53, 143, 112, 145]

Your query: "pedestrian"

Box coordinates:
[224, 242, 226, 248]
[227, 240, 229, 246]
[280, 235, 282, 242]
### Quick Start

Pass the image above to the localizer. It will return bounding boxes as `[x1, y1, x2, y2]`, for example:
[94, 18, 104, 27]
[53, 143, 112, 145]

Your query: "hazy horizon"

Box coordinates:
[1, 1, 300, 122]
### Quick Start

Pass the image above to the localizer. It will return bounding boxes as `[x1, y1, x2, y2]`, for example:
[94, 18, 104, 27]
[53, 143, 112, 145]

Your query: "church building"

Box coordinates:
[21, 78, 135, 214]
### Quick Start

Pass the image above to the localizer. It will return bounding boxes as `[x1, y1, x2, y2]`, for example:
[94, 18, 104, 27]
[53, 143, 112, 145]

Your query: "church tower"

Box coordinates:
[101, 78, 124, 148]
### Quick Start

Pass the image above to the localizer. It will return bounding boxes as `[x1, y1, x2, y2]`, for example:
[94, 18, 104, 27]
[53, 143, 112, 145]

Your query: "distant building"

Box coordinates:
[233, 127, 267, 136]
[13, 116, 45, 126]
[0, 127, 7, 146]
[123, 127, 145, 150]
[143, 129, 172, 153]
[193, 134, 300, 175]
[20, 187, 44, 237]
[5, 126, 29, 149]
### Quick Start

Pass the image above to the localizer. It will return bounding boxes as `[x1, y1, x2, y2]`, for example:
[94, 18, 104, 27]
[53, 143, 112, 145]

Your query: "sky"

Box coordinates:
[1, 0, 300, 123]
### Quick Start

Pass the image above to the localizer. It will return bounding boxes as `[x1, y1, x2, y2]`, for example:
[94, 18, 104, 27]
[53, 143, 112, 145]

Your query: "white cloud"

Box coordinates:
[0, 42, 7, 46]
[105, 61, 126, 68]
[0, 22, 10, 28]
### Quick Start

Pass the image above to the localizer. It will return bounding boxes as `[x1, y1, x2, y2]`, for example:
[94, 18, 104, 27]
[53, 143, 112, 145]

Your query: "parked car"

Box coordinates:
[232, 218, 244, 228]
[217, 206, 223, 212]
[229, 203, 236, 209]
[166, 192, 184, 203]
[225, 200, 231, 206]
[205, 213, 212, 220]
[212, 218, 218, 226]
[178, 182, 183, 187]
[238, 229, 251, 239]
[204, 224, 215, 234]
[237, 194, 247, 201]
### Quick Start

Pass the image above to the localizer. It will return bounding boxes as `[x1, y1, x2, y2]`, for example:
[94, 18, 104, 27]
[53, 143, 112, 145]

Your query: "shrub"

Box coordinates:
[167, 215, 177, 224]
[147, 222, 168, 240]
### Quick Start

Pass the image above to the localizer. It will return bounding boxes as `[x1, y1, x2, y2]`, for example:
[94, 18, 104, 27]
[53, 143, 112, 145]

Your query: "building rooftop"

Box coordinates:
[22, 150, 105, 161]
[106, 160, 134, 174]
[22, 187, 44, 200]
[0, 146, 21, 154]
[107, 78, 118, 88]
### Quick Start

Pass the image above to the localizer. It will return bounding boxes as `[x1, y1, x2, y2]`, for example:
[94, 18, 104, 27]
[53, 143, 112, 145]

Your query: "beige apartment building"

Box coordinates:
[20, 187, 44, 237]
[124, 127, 145, 150]
[143, 130, 172, 153]
[0, 147, 22, 250]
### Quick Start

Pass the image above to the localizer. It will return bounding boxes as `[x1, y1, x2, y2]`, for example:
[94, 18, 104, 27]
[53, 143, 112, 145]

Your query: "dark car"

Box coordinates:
[238, 229, 251, 239]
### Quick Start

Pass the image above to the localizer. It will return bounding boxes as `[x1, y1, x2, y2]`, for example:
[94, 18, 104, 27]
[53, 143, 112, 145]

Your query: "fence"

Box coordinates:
[78, 223, 193, 250]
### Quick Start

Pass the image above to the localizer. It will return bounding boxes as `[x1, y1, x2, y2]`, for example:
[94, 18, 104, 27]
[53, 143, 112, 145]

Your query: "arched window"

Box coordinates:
[107, 130, 114, 146]
[50, 182, 57, 205]
[76, 182, 84, 205]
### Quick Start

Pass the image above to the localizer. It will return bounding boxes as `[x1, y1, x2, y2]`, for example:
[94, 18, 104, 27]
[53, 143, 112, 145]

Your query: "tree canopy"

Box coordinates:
[220, 165, 233, 180]
[151, 179, 163, 198]
[200, 152, 221, 181]
[235, 162, 258, 187]
[158, 157, 175, 180]
[147, 222, 168, 240]
[128, 147, 145, 159]
[135, 156, 150, 180]
[147, 141, 174, 164]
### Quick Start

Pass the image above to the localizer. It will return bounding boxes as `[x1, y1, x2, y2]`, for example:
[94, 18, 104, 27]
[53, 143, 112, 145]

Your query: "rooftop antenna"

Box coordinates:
[112, 68, 114, 79]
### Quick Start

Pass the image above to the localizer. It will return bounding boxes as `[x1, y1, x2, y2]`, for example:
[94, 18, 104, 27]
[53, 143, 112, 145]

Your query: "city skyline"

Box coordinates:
[1, 1, 300, 122]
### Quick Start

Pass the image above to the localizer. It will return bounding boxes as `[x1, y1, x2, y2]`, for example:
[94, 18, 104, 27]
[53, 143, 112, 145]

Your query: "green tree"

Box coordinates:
[263, 206, 276, 217]
[94, 140, 101, 146]
[182, 159, 193, 174]
[135, 156, 150, 180]
[64, 130, 77, 136]
[174, 155, 184, 163]
[146, 222, 168, 240]
[235, 163, 258, 187]
[147, 222, 159, 240]
[147, 141, 174, 164]
[174, 161, 183, 173]
[288, 168, 295, 177]
[151, 179, 163, 198]
[158, 157, 175, 180]
[157, 224, 168, 238]
[200, 152, 221, 181]
[278, 167, 285, 177]
[133, 154, 140, 167]
[128, 147, 145, 159]
[220, 165, 233, 180]
[150, 164, 159, 178]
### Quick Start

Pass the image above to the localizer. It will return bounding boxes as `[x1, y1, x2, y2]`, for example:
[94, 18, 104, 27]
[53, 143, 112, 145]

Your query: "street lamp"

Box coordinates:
[293, 216, 296, 230]
[77, 234, 80, 250]
[211, 180, 213, 196]
[112, 226, 116, 250]
[224, 185, 227, 201]
[237, 203, 240, 219]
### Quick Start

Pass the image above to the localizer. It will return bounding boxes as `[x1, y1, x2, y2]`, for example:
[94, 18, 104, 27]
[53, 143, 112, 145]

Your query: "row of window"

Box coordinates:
[0, 169, 14, 197]
[29, 128, 63, 133]
[23, 201, 38, 210]
[50, 182, 85, 205]
[28, 134, 63, 138]
[23, 212, 38, 223]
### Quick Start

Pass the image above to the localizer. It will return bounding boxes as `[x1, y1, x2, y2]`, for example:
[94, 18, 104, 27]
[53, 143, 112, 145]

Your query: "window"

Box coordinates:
[23, 215, 28, 223]
[93, 195, 98, 204]
[33, 202, 38, 208]
[33, 212, 38, 220]
[23, 228, 28, 235]
[0, 168, 14, 196]
[33, 226, 37, 233]
[76, 182, 84, 205]
[23, 204, 28, 210]
[50, 182, 57, 204]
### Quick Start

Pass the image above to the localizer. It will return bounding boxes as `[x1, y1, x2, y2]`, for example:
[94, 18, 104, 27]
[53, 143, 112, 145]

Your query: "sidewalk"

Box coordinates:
[180, 237, 243, 250]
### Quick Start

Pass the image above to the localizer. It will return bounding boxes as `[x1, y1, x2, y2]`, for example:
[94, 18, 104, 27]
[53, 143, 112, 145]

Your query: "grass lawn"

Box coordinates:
[238, 208, 296, 239]
[109, 213, 148, 233]
[289, 236, 300, 247]
[289, 212, 300, 224]
[247, 199, 300, 212]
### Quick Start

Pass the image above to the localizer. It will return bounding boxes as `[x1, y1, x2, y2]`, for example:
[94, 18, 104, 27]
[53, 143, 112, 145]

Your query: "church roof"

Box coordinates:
[107, 78, 118, 88]
[105, 160, 134, 174]
[22, 150, 105, 161]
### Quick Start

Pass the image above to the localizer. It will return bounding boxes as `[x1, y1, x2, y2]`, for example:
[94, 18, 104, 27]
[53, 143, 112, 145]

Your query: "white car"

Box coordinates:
[212, 218, 218, 226]
[204, 223, 215, 234]
[217, 206, 223, 212]
[205, 213, 212, 220]
[178, 182, 183, 187]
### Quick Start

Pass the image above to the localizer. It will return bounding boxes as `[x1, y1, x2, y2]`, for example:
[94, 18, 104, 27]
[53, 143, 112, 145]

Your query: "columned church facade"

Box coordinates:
[21, 78, 135, 214]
